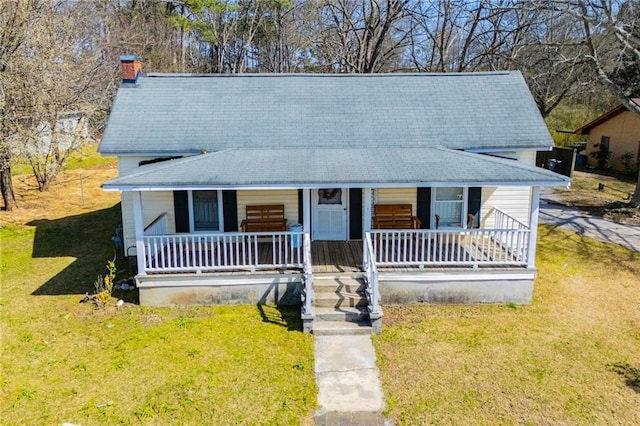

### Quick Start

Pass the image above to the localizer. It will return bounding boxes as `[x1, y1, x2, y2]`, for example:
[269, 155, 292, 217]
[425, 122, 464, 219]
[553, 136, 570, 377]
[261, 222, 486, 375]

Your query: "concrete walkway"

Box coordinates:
[314, 335, 387, 425]
[539, 198, 640, 252]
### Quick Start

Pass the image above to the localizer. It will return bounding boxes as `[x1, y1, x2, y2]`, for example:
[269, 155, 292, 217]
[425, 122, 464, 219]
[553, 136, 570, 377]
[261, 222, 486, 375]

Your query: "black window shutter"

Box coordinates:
[467, 187, 482, 228]
[222, 190, 238, 232]
[349, 188, 363, 240]
[173, 190, 190, 232]
[417, 187, 431, 229]
[298, 189, 304, 224]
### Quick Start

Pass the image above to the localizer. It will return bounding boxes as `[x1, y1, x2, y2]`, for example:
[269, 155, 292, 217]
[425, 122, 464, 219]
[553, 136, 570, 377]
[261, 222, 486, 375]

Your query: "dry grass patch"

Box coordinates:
[5, 165, 119, 225]
[374, 226, 640, 424]
[550, 170, 636, 208]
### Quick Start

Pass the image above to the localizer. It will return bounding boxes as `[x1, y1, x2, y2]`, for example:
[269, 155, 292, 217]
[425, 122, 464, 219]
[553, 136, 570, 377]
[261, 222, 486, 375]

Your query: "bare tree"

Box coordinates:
[508, 7, 592, 117]
[251, 1, 310, 72]
[91, 0, 183, 72]
[310, 0, 412, 73]
[2, 1, 116, 193]
[407, 1, 533, 72]
[176, 0, 283, 73]
[539, 0, 640, 205]
[0, 0, 45, 210]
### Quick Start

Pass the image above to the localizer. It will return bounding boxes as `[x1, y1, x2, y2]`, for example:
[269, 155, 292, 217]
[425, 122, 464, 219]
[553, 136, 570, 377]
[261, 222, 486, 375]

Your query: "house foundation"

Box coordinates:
[378, 269, 536, 305]
[136, 273, 302, 307]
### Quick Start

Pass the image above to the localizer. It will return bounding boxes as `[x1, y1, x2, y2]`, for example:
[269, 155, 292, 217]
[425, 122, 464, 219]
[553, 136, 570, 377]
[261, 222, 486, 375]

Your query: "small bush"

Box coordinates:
[93, 257, 117, 307]
[589, 144, 611, 169]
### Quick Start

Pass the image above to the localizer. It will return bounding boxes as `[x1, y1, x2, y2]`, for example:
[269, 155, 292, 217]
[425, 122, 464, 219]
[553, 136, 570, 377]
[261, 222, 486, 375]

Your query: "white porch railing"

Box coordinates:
[363, 233, 381, 315]
[367, 228, 530, 267]
[142, 231, 305, 273]
[494, 208, 529, 231]
[301, 233, 314, 316]
[364, 209, 531, 268]
[144, 212, 168, 236]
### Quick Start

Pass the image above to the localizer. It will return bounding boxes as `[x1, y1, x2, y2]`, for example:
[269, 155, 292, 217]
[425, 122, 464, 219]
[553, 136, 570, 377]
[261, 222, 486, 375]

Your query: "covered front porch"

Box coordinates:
[138, 207, 532, 276]
[103, 146, 570, 331]
[133, 206, 537, 323]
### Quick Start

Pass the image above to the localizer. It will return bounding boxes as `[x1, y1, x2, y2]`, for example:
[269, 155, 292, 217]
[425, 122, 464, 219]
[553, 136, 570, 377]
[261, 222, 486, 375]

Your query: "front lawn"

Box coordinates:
[0, 152, 316, 425]
[374, 226, 640, 424]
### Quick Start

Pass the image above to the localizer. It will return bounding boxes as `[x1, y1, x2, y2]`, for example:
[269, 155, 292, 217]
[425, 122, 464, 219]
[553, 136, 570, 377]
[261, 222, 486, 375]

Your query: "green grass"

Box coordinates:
[5, 146, 640, 424]
[373, 225, 640, 424]
[10, 143, 116, 176]
[545, 100, 603, 146]
[0, 158, 316, 424]
[63, 145, 116, 171]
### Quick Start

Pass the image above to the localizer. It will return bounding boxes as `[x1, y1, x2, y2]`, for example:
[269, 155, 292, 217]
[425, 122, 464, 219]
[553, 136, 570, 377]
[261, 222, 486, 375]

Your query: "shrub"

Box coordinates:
[620, 152, 640, 176]
[590, 144, 611, 169]
[93, 257, 117, 307]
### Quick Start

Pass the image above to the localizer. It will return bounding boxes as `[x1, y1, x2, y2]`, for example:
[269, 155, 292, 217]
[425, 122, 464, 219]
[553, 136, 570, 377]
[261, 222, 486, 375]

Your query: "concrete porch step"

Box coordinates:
[315, 294, 369, 308]
[314, 276, 368, 309]
[312, 319, 373, 336]
[311, 275, 374, 335]
[315, 306, 370, 323]
[314, 278, 366, 294]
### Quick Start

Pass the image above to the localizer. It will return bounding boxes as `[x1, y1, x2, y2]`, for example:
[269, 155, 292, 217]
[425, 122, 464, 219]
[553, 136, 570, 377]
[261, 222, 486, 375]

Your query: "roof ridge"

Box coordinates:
[144, 71, 515, 78]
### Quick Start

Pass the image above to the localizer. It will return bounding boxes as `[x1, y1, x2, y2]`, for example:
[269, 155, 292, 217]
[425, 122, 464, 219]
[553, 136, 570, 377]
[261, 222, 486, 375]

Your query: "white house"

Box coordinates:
[99, 57, 569, 334]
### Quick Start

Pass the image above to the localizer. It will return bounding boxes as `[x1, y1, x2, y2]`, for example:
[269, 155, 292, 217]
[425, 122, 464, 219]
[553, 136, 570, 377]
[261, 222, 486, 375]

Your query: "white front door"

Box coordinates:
[312, 188, 348, 240]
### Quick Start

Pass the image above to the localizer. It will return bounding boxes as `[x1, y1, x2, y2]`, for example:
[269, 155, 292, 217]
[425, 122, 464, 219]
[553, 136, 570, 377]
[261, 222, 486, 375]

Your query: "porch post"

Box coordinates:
[363, 188, 372, 233]
[302, 188, 311, 234]
[133, 191, 147, 275]
[527, 186, 540, 269]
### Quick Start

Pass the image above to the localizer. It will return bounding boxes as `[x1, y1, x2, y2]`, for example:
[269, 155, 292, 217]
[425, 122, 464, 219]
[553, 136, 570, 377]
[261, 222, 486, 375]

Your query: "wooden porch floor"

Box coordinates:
[311, 241, 363, 273]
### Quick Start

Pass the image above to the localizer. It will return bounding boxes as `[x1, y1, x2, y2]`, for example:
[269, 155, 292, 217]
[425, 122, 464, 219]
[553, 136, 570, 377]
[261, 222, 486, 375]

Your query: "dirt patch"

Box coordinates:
[546, 170, 640, 226]
[601, 201, 640, 225]
[2, 168, 119, 225]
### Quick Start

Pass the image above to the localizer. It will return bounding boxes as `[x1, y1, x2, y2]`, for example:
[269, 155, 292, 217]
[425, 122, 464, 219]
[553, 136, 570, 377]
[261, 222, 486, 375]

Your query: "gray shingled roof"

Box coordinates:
[103, 147, 569, 190]
[99, 72, 553, 155]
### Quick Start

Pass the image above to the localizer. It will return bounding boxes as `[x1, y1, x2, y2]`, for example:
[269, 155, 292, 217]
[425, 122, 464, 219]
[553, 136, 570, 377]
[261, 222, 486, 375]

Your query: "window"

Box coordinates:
[190, 190, 221, 231]
[317, 188, 342, 205]
[433, 187, 468, 228]
[600, 136, 610, 152]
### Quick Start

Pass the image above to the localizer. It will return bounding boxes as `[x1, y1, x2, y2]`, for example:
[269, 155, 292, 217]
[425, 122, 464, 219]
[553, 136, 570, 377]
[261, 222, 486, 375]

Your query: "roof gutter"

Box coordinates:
[103, 179, 570, 192]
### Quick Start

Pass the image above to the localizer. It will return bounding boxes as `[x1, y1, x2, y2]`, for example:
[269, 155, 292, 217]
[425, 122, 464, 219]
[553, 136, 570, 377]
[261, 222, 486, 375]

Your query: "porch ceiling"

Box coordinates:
[103, 147, 570, 191]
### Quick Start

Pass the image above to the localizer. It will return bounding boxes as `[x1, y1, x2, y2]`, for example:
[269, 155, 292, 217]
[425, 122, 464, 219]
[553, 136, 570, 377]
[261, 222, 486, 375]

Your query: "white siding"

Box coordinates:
[481, 186, 532, 228]
[376, 188, 417, 214]
[237, 189, 299, 228]
[117, 156, 175, 255]
[492, 150, 537, 166]
[123, 191, 176, 255]
[477, 151, 536, 229]
[118, 156, 155, 175]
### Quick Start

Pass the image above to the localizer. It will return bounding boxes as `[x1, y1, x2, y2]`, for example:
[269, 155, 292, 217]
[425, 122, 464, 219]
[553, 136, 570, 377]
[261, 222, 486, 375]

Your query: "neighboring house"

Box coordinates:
[8, 111, 91, 157]
[99, 57, 568, 333]
[575, 99, 640, 173]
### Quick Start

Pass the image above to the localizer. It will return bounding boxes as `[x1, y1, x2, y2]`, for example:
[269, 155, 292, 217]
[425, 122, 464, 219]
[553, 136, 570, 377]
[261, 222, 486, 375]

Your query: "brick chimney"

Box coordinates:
[120, 55, 142, 84]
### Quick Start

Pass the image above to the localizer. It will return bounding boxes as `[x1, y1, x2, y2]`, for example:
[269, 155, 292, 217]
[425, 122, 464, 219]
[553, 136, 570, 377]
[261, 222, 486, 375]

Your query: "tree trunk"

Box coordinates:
[632, 169, 640, 208]
[1, 154, 17, 211]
